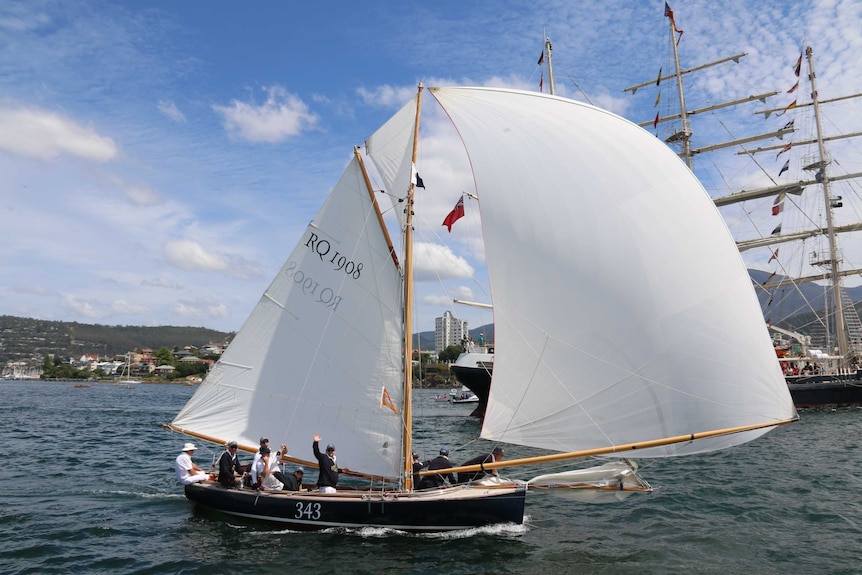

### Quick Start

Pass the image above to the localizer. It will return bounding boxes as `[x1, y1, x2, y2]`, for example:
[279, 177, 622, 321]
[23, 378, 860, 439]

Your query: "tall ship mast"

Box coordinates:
[624, 4, 862, 407]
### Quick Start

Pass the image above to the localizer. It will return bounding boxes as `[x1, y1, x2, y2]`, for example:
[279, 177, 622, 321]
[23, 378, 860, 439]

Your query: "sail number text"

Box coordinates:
[284, 262, 343, 311]
[305, 232, 363, 279]
[295, 501, 322, 520]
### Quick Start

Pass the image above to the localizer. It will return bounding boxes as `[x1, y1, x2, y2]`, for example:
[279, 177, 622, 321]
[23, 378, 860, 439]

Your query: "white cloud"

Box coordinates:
[413, 241, 474, 281]
[110, 300, 149, 315]
[423, 294, 454, 306]
[157, 99, 187, 123]
[163, 239, 228, 272]
[0, 106, 117, 161]
[162, 239, 261, 279]
[62, 294, 103, 318]
[213, 86, 318, 143]
[13, 284, 53, 296]
[357, 84, 419, 107]
[124, 183, 161, 206]
[141, 277, 183, 289]
[173, 300, 230, 323]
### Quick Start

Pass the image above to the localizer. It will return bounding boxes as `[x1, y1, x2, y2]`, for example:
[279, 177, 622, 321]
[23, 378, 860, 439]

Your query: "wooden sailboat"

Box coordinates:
[165, 84, 796, 532]
[625, 4, 862, 408]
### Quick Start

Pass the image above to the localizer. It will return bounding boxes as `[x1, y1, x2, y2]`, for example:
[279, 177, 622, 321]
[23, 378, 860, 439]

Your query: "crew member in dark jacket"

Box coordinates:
[283, 467, 304, 491]
[217, 440, 244, 487]
[313, 434, 348, 493]
[457, 446, 504, 483]
[411, 452, 424, 488]
[417, 446, 455, 490]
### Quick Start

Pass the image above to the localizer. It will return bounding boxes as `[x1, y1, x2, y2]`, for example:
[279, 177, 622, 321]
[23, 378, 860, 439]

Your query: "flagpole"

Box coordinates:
[667, 4, 691, 167]
[545, 35, 555, 96]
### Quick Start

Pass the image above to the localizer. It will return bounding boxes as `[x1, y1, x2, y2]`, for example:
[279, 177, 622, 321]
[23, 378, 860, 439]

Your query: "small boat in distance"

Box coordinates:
[165, 83, 795, 532]
[116, 353, 141, 386]
[449, 387, 479, 404]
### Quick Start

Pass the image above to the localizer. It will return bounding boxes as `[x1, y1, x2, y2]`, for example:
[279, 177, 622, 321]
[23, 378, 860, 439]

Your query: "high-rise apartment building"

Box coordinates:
[435, 310, 468, 352]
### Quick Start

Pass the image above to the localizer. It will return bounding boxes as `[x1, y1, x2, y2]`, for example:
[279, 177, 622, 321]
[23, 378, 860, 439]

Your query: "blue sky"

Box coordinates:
[1, 0, 861, 334]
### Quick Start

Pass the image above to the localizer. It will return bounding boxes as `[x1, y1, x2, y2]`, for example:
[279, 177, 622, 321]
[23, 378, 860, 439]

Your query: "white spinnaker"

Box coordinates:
[431, 87, 796, 457]
[172, 156, 404, 478]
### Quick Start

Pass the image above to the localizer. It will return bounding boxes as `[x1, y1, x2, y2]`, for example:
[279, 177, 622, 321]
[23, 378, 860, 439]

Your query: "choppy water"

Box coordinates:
[2, 380, 861, 574]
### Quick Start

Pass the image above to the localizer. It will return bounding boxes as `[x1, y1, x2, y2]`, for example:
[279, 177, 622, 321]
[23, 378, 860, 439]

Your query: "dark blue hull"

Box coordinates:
[787, 374, 862, 408]
[450, 364, 491, 418]
[456, 362, 862, 411]
[184, 483, 526, 532]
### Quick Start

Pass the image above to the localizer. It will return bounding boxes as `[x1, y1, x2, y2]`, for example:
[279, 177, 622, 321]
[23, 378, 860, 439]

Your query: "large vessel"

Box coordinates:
[623, 5, 862, 408]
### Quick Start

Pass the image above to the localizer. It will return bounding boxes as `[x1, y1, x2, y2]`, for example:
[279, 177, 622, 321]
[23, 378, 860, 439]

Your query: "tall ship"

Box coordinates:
[623, 4, 862, 407]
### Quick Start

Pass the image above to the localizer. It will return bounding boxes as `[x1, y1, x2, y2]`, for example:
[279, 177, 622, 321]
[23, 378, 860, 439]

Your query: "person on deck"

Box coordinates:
[283, 467, 305, 491]
[313, 434, 349, 493]
[252, 437, 288, 485]
[411, 452, 425, 488]
[174, 442, 209, 485]
[217, 440, 245, 487]
[417, 446, 455, 490]
[252, 446, 283, 491]
[269, 442, 289, 485]
[457, 447, 504, 484]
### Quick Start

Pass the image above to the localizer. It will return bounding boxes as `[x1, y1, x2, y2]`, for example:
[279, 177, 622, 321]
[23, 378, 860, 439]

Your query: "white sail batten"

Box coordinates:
[366, 94, 419, 229]
[171, 156, 405, 479]
[430, 87, 796, 458]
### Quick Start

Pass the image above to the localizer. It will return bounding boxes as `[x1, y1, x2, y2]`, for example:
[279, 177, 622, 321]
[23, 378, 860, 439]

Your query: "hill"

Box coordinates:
[0, 315, 232, 364]
[749, 270, 862, 333]
[0, 314, 490, 365]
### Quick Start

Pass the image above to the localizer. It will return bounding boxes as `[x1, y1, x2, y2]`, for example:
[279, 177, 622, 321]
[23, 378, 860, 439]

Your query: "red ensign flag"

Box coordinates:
[442, 197, 465, 232]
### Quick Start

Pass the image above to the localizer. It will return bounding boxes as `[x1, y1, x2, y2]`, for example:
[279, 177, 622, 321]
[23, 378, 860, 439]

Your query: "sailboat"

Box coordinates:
[165, 85, 796, 532]
[116, 353, 141, 386]
[624, 3, 862, 408]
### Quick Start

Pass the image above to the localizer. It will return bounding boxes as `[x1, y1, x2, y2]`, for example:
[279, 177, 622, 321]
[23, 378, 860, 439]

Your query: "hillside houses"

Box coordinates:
[3, 341, 227, 380]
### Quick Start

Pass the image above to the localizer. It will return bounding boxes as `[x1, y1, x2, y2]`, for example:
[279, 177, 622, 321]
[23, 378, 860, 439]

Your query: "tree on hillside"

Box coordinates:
[155, 347, 175, 366]
[438, 345, 465, 363]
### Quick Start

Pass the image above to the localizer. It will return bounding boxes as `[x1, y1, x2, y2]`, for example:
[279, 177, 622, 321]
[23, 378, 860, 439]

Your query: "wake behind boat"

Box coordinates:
[165, 84, 795, 532]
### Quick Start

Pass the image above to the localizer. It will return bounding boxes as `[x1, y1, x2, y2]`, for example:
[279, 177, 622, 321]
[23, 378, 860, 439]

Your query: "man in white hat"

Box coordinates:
[174, 442, 209, 485]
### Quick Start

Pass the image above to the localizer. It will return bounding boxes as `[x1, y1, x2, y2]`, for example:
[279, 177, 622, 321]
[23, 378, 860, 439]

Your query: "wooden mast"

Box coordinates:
[354, 145, 400, 269]
[402, 84, 423, 490]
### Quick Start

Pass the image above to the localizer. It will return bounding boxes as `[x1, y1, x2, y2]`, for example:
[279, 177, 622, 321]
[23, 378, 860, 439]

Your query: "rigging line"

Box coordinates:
[555, 69, 593, 105]
[776, 247, 829, 321]
[715, 116, 778, 188]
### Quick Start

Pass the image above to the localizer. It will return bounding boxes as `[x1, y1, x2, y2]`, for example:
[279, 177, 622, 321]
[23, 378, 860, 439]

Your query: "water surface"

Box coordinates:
[2, 381, 860, 574]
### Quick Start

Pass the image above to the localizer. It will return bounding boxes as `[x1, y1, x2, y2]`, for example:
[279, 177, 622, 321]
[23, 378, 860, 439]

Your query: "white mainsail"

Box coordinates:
[430, 87, 796, 457]
[171, 155, 405, 479]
